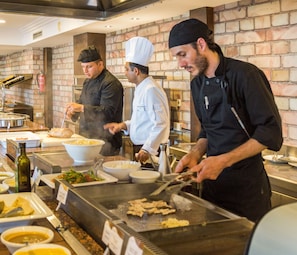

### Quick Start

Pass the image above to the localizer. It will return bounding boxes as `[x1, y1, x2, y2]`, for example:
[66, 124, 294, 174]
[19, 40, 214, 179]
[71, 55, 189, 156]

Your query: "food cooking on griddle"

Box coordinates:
[127, 198, 176, 217]
[57, 169, 104, 184]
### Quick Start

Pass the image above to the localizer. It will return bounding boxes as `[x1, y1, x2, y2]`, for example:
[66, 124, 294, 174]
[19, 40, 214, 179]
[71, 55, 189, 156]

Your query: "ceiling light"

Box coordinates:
[105, 25, 112, 28]
[0, 19, 6, 24]
[131, 17, 140, 21]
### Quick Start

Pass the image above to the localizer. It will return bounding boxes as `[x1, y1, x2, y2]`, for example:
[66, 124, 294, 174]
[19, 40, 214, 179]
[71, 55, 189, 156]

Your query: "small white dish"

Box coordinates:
[129, 170, 160, 184]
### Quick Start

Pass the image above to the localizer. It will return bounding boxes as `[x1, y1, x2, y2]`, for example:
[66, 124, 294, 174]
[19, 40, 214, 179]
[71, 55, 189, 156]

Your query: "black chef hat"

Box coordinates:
[77, 45, 102, 63]
[169, 18, 212, 48]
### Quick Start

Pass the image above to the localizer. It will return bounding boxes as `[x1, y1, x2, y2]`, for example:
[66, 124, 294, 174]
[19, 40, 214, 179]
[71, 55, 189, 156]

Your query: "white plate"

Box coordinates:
[40, 171, 118, 189]
[288, 162, 297, 168]
[0, 171, 14, 181]
[0, 192, 53, 233]
[263, 155, 286, 164]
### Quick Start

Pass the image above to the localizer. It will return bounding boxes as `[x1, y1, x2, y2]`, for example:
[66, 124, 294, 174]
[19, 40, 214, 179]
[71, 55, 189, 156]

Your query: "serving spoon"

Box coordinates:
[0, 206, 23, 218]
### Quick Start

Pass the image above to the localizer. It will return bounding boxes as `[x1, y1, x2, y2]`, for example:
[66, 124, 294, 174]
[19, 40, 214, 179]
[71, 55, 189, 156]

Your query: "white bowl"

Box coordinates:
[102, 160, 141, 181]
[129, 170, 160, 183]
[13, 243, 71, 255]
[1, 226, 54, 254]
[62, 139, 105, 163]
[0, 183, 9, 193]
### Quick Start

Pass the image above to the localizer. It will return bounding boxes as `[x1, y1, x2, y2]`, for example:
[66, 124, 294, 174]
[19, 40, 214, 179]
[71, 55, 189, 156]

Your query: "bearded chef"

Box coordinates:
[104, 37, 170, 163]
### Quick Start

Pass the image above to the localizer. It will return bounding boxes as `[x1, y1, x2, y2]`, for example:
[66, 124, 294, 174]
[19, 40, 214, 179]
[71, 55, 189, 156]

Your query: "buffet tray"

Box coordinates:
[0, 192, 53, 232]
[41, 171, 118, 189]
[0, 131, 41, 148]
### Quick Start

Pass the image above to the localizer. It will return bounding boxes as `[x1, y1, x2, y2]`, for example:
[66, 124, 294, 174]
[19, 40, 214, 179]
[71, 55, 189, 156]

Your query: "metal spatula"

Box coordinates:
[149, 171, 194, 197]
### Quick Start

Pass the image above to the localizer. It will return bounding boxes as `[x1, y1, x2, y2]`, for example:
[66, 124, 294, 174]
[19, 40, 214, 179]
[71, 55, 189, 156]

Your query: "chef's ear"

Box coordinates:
[197, 38, 207, 51]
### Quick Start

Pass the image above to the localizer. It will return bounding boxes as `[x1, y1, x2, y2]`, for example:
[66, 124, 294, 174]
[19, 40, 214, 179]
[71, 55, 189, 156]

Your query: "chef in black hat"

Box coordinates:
[66, 46, 124, 156]
[169, 19, 283, 222]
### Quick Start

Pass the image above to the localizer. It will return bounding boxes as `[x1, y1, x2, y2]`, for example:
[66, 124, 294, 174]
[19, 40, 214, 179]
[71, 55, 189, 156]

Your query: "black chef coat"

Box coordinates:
[191, 46, 283, 221]
[72, 68, 123, 156]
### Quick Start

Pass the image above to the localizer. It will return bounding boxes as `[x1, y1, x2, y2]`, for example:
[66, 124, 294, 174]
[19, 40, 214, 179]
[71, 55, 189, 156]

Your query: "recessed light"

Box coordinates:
[105, 25, 112, 28]
[131, 17, 139, 21]
[0, 19, 6, 24]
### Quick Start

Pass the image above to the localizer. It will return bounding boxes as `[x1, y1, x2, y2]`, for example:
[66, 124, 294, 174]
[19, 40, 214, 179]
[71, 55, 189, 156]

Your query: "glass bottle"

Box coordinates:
[15, 142, 31, 192]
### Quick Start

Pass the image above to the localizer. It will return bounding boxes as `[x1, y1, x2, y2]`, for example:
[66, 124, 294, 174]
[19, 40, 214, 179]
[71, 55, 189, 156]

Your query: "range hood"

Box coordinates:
[0, 0, 160, 20]
[0, 74, 33, 88]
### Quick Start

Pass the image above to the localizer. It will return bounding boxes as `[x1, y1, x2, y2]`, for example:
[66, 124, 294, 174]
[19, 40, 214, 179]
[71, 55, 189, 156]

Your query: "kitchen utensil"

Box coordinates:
[61, 111, 66, 128]
[47, 214, 91, 255]
[0, 207, 23, 218]
[149, 171, 194, 197]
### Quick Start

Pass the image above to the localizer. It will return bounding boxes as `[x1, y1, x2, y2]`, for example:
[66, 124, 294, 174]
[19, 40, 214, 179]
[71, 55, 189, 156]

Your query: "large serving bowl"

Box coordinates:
[13, 243, 71, 255]
[102, 160, 141, 181]
[129, 170, 160, 184]
[1, 226, 54, 254]
[62, 139, 105, 163]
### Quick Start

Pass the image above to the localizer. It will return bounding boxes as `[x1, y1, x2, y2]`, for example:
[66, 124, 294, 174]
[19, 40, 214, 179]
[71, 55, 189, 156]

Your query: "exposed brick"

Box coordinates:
[275, 97, 289, 110]
[272, 69, 289, 81]
[236, 30, 266, 43]
[281, 0, 297, 12]
[272, 13, 289, 27]
[219, 8, 246, 22]
[255, 42, 271, 55]
[249, 55, 280, 68]
[248, 1, 280, 17]
[290, 98, 297, 110]
[283, 55, 297, 68]
[240, 18, 255, 30]
[240, 44, 255, 56]
[272, 41, 290, 54]
[226, 21, 240, 32]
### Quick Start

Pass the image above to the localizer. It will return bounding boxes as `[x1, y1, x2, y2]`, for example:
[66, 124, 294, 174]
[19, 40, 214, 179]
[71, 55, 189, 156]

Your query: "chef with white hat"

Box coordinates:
[104, 36, 170, 163]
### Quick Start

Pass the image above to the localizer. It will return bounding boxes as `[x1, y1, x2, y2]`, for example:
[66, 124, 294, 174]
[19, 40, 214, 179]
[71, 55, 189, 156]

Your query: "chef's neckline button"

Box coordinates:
[205, 80, 210, 85]
[216, 78, 220, 83]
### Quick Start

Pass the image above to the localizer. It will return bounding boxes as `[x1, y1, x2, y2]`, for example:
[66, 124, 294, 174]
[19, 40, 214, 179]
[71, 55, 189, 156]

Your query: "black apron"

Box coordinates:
[197, 76, 271, 222]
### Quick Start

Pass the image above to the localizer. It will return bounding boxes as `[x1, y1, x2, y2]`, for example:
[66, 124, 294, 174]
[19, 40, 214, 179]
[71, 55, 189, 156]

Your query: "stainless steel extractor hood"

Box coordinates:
[0, 0, 160, 20]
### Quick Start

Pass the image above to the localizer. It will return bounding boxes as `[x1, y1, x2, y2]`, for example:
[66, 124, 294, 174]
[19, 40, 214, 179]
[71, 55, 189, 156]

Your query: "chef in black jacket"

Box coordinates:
[169, 19, 283, 222]
[66, 46, 123, 156]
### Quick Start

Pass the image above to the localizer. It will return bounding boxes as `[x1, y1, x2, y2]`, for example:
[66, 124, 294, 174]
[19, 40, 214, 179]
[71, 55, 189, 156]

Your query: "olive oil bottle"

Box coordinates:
[15, 142, 31, 192]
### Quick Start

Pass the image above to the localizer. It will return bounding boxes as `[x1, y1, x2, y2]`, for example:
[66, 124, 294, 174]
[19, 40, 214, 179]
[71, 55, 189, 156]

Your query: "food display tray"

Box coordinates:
[0, 192, 53, 232]
[0, 131, 41, 148]
[41, 171, 118, 189]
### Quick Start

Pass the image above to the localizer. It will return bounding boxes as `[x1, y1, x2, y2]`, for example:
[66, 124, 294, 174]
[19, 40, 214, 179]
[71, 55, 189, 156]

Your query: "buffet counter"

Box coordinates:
[1, 140, 297, 255]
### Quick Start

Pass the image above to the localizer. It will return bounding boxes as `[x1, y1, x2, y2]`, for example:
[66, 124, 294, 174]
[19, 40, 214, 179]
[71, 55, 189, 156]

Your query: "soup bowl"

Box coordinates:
[1, 226, 54, 254]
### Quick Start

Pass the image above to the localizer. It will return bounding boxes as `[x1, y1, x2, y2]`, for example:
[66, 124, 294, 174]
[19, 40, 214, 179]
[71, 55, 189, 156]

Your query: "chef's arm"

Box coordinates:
[193, 138, 267, 183]
[104, 122, 127, 135]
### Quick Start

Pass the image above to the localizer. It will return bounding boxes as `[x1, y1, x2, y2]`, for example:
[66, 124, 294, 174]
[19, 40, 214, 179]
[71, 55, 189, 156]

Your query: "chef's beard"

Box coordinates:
[194, 52, 209, 77]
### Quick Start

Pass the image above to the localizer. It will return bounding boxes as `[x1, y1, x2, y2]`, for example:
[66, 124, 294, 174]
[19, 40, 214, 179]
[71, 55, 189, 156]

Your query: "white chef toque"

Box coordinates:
[125, 36, 154, 67]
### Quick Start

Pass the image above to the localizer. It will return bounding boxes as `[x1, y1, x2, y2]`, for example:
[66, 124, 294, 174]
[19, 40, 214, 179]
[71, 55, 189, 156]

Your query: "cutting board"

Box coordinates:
[36, 132, 85, 147]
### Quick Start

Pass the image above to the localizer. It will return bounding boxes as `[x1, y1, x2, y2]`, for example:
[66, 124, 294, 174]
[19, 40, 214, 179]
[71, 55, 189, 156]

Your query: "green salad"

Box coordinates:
[58, 168, 104, 184]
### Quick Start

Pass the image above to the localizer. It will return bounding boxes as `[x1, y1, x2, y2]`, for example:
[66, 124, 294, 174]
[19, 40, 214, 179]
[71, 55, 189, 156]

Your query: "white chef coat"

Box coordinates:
[124, 76, 170, 155]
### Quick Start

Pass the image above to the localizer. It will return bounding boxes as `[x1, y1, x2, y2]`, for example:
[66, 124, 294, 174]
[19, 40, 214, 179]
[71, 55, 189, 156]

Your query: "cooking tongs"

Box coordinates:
[149, 171, 195, 197]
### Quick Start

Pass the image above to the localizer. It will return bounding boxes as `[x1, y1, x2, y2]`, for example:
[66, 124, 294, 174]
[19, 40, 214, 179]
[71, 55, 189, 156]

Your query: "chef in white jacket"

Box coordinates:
[104, 36, 170, 163]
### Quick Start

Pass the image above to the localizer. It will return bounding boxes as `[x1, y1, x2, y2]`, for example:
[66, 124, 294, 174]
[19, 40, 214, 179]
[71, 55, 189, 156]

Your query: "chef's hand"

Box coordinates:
[104, 122, 127, 135]
[175, 151, 200, 174]
[190, 155, 227, 183]
[135, 149, 149, 163]
[66, 102, 83, 118]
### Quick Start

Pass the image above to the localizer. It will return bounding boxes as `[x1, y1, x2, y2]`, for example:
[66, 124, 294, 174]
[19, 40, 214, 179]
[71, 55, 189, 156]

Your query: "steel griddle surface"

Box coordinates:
[109, 197, 227, 232]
